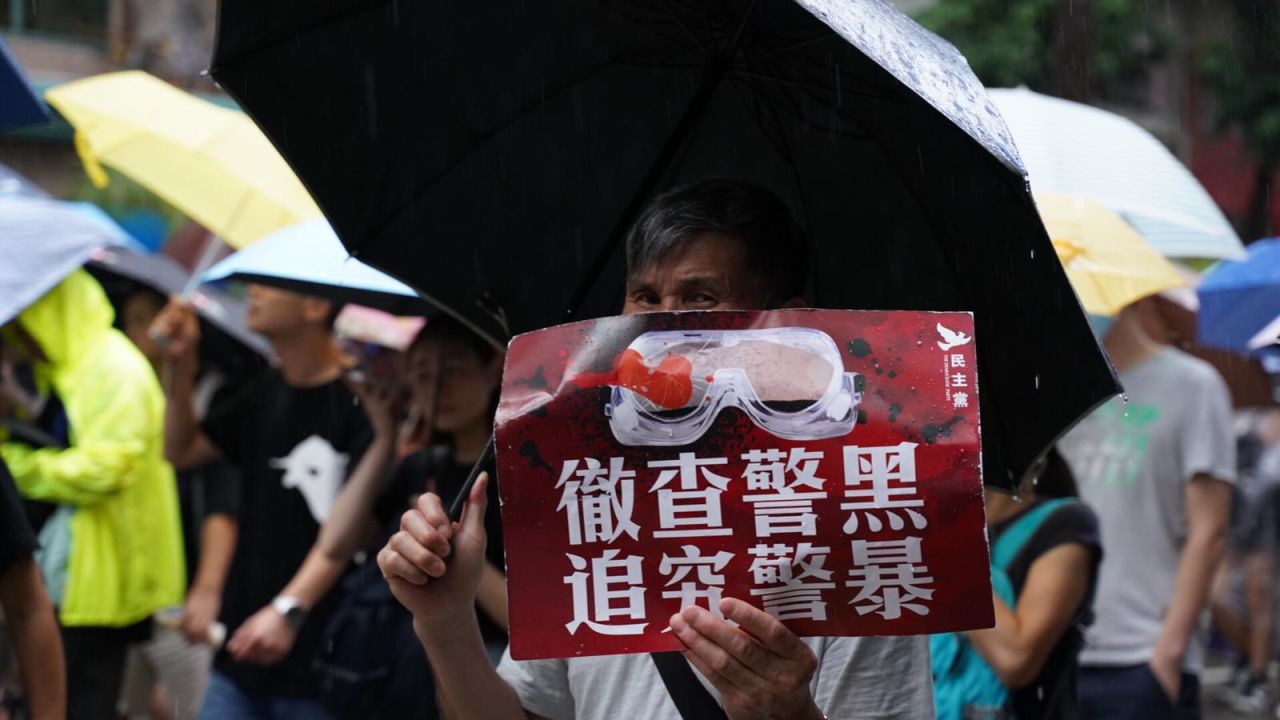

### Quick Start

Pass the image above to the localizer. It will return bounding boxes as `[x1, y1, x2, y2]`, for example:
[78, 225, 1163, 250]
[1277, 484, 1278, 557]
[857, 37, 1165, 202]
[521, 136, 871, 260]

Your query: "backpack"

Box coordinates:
[314, 547, 440, 720]
[930, 498, 1073, 720]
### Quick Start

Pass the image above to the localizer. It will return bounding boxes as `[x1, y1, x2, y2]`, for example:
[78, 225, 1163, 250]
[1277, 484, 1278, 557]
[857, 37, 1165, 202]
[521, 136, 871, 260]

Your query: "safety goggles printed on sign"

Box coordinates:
[604, 327, 863, 446]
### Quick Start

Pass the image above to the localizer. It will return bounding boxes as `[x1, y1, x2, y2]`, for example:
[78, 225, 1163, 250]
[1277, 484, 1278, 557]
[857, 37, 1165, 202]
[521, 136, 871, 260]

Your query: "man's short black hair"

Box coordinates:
[624, 178, 811, 305]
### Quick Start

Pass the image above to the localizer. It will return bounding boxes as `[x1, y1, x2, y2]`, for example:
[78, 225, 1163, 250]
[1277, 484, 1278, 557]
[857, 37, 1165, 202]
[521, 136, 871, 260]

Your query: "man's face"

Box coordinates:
[122, 292, 165, 364]
[622, 232, 768, 315]
[245, 283, 327, 337]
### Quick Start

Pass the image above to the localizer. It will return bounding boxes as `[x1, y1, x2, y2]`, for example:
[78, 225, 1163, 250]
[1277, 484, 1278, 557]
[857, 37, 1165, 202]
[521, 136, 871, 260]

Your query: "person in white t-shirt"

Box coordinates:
[377, 179, 935, 719]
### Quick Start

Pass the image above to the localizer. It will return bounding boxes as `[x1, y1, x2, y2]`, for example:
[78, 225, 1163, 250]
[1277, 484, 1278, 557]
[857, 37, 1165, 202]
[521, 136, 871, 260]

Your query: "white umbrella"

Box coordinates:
[988, 87, 1244, 261]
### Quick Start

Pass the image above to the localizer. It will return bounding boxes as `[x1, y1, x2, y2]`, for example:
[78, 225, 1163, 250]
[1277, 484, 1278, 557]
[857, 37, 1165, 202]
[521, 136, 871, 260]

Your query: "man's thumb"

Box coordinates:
[461, 472, 490, 536]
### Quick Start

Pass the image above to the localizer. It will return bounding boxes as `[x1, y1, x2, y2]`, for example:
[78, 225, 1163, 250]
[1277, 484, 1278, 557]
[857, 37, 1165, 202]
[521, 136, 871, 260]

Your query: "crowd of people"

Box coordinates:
[0, 178, 1275, 719]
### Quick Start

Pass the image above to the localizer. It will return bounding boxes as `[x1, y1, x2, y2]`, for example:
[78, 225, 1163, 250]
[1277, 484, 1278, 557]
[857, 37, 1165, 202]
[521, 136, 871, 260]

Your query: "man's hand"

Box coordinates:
[1148, 643, 1183, 703]
[180, 585, 221, 645]
[377, 473, 490, 628]
[669, 597, 823, 720]
[226, 605, 298, 665]
[148, 298, 201, 364]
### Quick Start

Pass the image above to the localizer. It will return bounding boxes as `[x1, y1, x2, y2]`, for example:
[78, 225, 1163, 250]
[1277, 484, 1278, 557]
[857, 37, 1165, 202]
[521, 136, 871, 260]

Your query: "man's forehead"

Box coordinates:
[626, 232, 751, 285]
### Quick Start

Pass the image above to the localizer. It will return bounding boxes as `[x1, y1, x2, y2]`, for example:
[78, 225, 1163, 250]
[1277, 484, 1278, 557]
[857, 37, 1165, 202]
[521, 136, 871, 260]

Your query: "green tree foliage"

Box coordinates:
[1202, 0, 1280, 238]
[1203, 1, 1280, 168]
[916, 0, 1160, 96]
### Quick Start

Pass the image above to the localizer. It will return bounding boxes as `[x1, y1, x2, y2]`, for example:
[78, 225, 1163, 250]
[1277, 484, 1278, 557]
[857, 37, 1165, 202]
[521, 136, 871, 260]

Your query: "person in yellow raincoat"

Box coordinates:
[1, 269, 184, 720]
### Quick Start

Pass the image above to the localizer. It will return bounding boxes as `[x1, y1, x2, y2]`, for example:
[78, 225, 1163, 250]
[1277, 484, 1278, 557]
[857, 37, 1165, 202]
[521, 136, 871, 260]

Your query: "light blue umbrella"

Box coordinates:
[1199, 238, 1280, 352]
[0, 196, 136, 325]
[201, 218, 429, 315]
[0, 37, 50, 132]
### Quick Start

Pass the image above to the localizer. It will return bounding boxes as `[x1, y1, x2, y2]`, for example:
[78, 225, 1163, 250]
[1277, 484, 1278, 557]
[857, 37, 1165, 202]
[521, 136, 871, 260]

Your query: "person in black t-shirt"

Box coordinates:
[153, 284, 373, 719]
[0, 457, 65, 719]
[963, 449, 1103, 720]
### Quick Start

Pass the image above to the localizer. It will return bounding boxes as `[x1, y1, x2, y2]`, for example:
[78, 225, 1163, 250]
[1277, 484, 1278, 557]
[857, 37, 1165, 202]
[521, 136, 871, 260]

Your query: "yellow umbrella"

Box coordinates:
[1037, 191, 1187, 316]
[45, 71, 320, 249]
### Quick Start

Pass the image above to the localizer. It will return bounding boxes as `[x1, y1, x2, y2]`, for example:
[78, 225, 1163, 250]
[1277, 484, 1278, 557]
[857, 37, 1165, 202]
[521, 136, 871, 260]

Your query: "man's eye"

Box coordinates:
[688, 293, 717, 306]
[633, 292, 659, 306]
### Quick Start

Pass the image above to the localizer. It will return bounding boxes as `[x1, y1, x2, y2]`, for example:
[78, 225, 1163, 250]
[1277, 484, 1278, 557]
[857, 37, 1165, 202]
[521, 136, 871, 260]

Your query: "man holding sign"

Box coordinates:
[378, 180, 943, 719]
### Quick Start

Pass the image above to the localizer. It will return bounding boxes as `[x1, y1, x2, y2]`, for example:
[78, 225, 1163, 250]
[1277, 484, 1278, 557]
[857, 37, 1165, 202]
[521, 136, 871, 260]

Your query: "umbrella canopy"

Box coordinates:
[1199, 238, 1280, 352]
[211, 0, 1120, 488]
[201, 218, 430, 317]
[989, 87, 1244, 261]
[0, 196, 135, 326]
[88, 245, 273, 357]
[1039, 192, 1187, 316]
[0, 37, 50, 132]
[43, 71, 321, 249]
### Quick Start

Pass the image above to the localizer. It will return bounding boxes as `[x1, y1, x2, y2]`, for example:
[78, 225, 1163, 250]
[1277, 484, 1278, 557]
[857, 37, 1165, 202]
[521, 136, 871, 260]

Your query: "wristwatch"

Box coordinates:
[271, 595, 308, 630]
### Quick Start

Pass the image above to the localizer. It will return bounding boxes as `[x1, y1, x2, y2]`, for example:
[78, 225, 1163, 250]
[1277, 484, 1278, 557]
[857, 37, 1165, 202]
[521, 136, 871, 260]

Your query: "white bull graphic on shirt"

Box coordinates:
[269, 435, 349, 523]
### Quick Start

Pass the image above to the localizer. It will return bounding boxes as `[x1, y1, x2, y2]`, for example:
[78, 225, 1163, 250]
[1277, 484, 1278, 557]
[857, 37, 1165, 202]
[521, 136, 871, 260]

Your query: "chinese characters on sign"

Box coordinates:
[497, 310, 991, 660]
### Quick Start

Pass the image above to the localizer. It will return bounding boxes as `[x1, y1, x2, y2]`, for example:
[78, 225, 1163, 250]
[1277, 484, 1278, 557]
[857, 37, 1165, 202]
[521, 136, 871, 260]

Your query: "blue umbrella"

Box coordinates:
[1198, 238, 1280, 352]
[0, 196, 136, 325]
[201, 218, 429, 316]
[0, 37, 50, 132]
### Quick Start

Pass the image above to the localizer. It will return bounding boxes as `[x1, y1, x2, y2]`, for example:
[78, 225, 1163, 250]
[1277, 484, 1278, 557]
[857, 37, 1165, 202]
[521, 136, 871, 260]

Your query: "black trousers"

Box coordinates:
[61, 620, 150, 720]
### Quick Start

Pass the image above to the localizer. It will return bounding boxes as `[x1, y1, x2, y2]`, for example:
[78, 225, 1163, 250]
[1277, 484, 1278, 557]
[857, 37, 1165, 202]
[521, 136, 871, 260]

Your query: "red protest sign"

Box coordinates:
[495, 310, 992, 660]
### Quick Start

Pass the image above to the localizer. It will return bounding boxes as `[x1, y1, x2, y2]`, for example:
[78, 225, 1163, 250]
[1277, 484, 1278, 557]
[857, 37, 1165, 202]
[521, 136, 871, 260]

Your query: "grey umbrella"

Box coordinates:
[88, 245, 273, 358]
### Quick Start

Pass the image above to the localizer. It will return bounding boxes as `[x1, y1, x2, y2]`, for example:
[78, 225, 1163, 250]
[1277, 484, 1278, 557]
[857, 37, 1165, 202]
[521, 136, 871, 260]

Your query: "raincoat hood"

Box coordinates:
[16, 269, 115, 370]
[1, 267, 184, 627]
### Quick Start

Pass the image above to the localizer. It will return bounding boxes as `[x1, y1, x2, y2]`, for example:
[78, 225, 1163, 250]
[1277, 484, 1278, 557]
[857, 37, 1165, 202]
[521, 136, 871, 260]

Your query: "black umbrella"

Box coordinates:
[211, 0, 1118, 489]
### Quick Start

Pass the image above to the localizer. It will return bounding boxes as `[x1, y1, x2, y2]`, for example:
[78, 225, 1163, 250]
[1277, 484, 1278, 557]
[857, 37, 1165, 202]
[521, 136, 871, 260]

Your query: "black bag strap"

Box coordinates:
[650, 651, 728, 720]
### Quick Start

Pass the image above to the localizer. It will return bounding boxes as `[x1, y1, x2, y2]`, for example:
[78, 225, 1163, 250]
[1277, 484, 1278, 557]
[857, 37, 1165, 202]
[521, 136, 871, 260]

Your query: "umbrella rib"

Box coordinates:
[753, 33, 843, 61]
[732, 68, 884, 102]
[656, 0, 712, 57]
[595, 0, 712, 59]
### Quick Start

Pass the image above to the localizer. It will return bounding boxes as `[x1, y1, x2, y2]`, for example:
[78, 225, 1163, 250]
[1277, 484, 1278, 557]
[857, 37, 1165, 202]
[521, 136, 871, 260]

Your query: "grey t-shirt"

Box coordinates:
[1059, 347, 1235, 670]
[497, 635, 934, 719]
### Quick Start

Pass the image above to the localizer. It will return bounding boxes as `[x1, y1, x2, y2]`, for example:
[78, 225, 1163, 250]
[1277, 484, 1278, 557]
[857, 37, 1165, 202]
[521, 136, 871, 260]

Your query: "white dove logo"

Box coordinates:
[269, 435, 349, 524]
[936, 323, 972, 351]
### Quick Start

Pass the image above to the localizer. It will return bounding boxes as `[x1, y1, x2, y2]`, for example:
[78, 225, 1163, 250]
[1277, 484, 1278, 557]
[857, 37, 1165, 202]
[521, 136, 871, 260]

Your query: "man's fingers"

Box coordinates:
[415, 492, 452, 532]
[399, 509, 452, 559]
[388, 532, 448, 578]
[669, 610, 763, 693]
[679, 647, 734, 697]
[378, 546, 431, 585]
[680, 604, 775, 677]
[720, 597, 805, 660]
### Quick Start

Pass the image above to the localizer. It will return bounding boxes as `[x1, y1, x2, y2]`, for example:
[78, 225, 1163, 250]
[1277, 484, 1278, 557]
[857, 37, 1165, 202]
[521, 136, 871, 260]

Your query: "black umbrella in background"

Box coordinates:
[211, 0, 1119, 490]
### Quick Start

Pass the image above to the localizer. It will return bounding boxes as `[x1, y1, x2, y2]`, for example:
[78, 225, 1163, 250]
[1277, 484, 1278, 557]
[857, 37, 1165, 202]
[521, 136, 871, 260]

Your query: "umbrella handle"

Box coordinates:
[181, 235, 228, 298]
[151, 235, 227, 352]
[447, 435, 495, 523]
